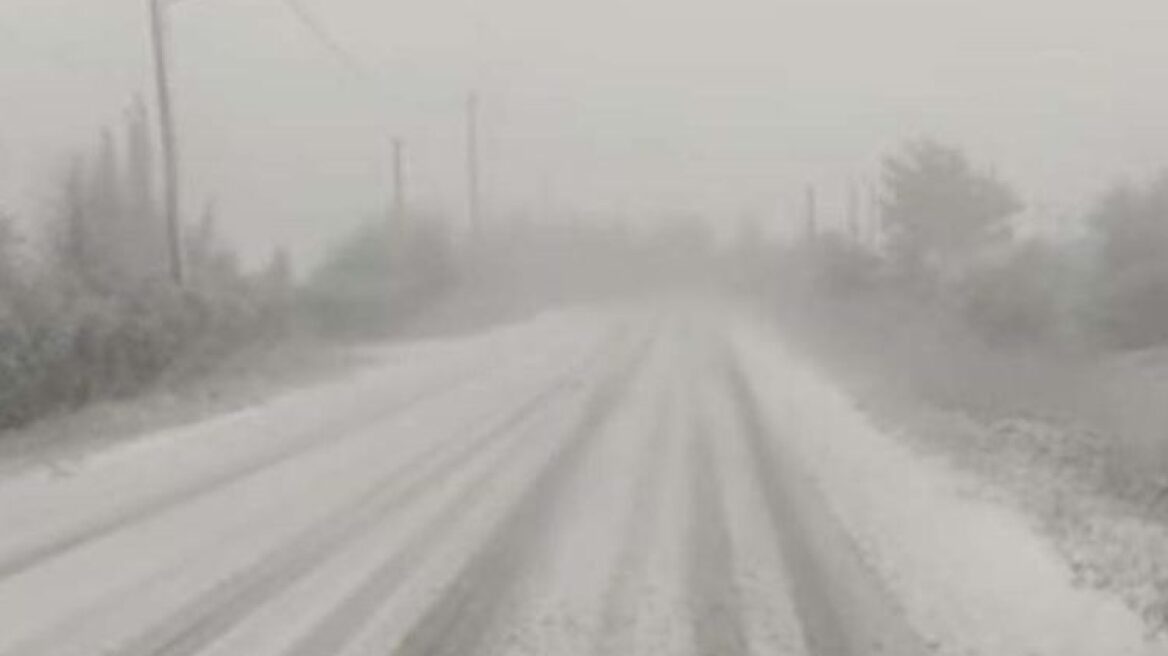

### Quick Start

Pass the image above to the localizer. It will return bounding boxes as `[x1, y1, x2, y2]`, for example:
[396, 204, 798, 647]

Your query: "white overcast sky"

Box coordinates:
[1, 0, 1167, 266]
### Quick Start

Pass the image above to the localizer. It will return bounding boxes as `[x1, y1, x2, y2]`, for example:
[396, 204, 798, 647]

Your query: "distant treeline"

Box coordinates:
[0, 101, 299, 430]
[775, 138, 1168, 354]
[0, 100, 454, 432]
[7, 121, 1168, 434]
[760, 139, 1168, 501]
[300, 211, 456, 336]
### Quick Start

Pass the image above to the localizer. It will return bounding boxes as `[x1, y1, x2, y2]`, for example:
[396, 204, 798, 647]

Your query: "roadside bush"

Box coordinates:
[808, 232, 883, 297]
[0, 273, 289, 431]
[0, 114, 295, 433]
[1093, 261, 1168, 350]
[303, 214, 455, 336]
[880, 139, 1022, 286]
[1089, 175, 1168, 349]
[954, 242, 1074, 349]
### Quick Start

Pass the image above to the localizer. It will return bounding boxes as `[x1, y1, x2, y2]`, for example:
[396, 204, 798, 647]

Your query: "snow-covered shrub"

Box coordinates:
[0, 120, 296, 433]
[807, 232, 884, 298]
[1088, 175, 1168, 349]
[954, 241, 1077, 349]
[303, 213, 455, 336]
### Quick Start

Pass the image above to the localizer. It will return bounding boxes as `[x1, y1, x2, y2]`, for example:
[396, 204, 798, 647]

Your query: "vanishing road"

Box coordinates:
[0, 303, 1161, 656]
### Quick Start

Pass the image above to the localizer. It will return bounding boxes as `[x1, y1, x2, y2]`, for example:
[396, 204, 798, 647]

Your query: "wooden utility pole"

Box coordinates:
[805, 184, 818, 243]
[466, 91, 481, 239]
[539, 172, 554, 221]
[392, 138, 406, 223]
[847, 182, 860, 242]
[148, 0, 185, 285]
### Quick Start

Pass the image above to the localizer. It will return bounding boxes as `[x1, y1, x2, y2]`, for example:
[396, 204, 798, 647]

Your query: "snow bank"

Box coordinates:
[730, 315, 1167, 656]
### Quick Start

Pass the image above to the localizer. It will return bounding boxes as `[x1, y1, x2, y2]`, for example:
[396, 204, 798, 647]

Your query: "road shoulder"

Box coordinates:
[729, 314, 1168, 655]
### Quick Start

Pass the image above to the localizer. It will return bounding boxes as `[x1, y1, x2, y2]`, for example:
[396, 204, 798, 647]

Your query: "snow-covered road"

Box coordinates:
[0, 303, 1163, 655]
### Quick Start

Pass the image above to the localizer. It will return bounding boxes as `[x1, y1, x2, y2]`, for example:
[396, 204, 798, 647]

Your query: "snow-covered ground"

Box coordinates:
[0, 301, 1163, 655]
[730, 312, 1168, 656]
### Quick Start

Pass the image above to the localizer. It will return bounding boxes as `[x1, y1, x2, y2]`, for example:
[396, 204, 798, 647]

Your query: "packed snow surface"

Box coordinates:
[0, 301, 1163, 655]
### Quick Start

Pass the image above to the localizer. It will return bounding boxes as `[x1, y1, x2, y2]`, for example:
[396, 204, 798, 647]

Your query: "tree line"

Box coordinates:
[0, 98, 455, 432]
[794, 138, 1168, 352]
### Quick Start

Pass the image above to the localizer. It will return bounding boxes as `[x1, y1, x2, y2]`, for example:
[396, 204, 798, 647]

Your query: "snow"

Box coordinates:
[2, 301, 1162, 656]
[476, 330, 668, 656]
[0, 306, 620, 654]
[700, 366, 811, 655]
[730, 312, 1168, 656]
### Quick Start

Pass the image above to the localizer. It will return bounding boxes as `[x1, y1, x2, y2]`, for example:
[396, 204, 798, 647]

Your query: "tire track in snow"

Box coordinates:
[76, 330, 631, 656]
[0, 325, 616, 583]
[2, 325, 632, 656]
[388, 328, 657, 656]
[724, 352, 930, 656]
[685, 419, 751, 656]
[590, 375, 675, 656]
[273, 408, 563, 656]
[590, 320, 696, 656]
[269, 329, 651, 656]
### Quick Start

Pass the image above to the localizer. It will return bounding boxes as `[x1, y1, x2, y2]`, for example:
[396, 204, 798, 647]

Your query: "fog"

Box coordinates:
[6, 2, 1168, 651]
[4, 0, 1168, 265]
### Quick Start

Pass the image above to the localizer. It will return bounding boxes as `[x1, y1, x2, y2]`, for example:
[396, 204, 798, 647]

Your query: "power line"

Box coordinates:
[278, 0, 376, 86]
[145, 0, 398, 267]
[276, 0, 407, 226]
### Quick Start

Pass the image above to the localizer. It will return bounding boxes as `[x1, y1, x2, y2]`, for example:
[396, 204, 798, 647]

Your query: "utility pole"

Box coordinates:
[148, 0, 185, 286]
[805, 184, 818, 244]
[391, 137, 406, 223]
[847, 182, 860, 242]
[539, 172, 554, 222]
[466, 91, 481, 240]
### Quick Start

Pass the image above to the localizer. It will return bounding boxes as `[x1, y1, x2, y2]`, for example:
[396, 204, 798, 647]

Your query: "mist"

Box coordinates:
[3, 1, 1168, 653]
[4, 0, 1168, 266]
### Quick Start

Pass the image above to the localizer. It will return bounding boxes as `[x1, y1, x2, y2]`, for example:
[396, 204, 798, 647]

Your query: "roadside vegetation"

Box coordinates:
[0, 105, 732, 443]
[0, 111, 281, 432]
[5, 102, 1168, 630]
[301, 211, 456, 337]
[764, 138, 1168, 632]
[0, 110, 455, 439]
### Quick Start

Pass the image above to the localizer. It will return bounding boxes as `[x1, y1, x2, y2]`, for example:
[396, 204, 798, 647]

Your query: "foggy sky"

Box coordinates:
[2, 0, 1167, 267]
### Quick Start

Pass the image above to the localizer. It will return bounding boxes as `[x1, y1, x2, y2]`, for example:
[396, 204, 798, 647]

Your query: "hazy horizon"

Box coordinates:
[3, 0, 1167, 268]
